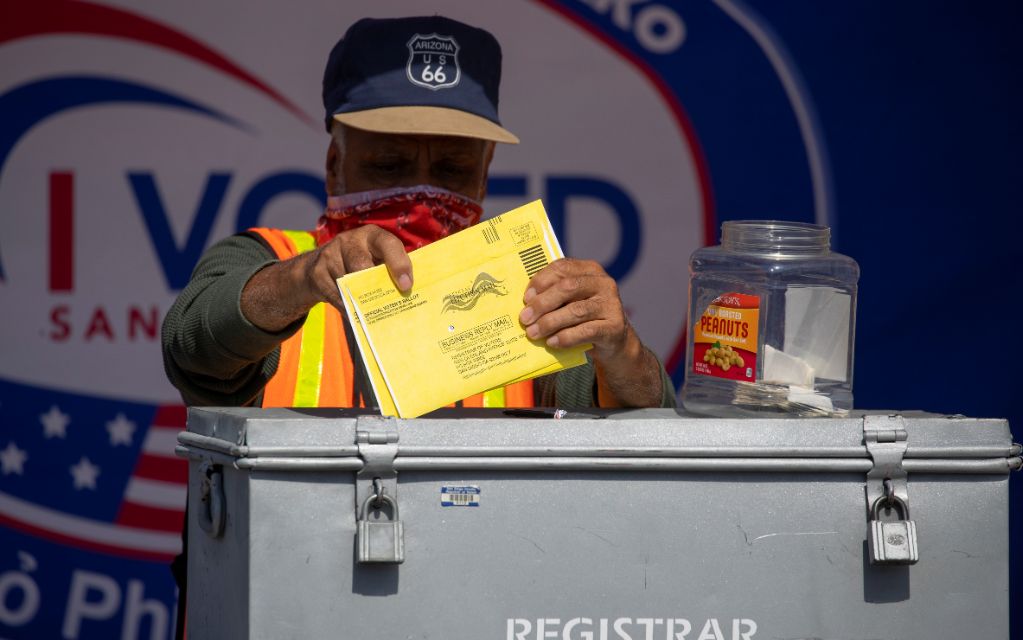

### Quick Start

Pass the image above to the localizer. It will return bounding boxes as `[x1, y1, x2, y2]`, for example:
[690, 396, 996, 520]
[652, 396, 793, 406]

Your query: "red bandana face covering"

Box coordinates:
[316, 185, 483, 252]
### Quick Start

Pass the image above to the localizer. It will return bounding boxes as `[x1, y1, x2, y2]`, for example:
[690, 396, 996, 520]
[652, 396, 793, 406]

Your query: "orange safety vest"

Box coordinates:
[248, 228, 534, 409]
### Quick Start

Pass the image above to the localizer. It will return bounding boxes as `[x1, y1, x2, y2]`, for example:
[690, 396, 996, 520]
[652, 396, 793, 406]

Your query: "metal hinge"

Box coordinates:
[356, 430, 399, 446]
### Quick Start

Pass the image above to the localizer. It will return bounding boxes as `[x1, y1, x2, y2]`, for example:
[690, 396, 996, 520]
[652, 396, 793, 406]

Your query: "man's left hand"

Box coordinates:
[518, 258, 664, 407]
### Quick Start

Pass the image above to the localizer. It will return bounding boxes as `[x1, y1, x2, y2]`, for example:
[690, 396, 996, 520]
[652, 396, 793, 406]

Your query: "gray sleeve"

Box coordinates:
[161, 234, 305, 406]
[534, 353, 677, 409]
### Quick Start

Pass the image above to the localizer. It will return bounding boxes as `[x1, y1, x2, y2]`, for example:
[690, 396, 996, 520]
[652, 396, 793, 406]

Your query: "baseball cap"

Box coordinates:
[323, 16, 519, 144]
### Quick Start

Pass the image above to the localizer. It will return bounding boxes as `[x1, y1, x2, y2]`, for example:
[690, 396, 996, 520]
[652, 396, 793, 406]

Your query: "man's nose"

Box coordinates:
[401, 144, 433, 186]
[404, 162, 432, 186]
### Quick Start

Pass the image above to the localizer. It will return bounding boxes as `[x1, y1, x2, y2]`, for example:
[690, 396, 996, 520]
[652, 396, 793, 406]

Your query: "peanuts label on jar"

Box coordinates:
[692, 292, 759, 381]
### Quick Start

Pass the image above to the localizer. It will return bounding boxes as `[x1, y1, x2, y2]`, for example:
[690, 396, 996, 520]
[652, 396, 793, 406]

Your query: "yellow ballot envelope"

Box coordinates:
[337, 200, 590, 417]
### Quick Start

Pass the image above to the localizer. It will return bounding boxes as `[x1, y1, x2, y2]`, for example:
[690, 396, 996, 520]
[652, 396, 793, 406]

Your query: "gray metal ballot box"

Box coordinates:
[177, 408, 1020, 640]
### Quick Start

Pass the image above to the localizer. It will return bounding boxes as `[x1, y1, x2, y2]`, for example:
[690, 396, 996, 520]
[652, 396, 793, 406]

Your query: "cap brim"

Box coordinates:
[333, 106, 519, 144]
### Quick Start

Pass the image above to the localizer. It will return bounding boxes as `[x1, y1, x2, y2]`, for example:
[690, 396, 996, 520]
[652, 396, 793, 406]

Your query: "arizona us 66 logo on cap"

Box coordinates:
[406, 33, 461, 90]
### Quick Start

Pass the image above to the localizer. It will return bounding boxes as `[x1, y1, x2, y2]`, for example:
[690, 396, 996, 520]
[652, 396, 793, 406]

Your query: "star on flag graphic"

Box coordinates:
[0, 441, 27, 475]
[40, 405, 70, 439]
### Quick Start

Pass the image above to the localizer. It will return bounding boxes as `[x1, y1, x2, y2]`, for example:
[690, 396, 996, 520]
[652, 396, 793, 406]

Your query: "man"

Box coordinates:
[162, 15, 674, 414]
[165, 16, 674, 637]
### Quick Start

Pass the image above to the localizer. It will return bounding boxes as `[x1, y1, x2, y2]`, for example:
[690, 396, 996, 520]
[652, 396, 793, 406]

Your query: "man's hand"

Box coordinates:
[241, 226, 412, 333]
[518, 258, 664, 407]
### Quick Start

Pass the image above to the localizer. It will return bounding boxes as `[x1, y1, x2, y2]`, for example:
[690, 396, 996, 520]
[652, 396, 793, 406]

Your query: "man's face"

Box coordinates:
[328, 126, 494, 202]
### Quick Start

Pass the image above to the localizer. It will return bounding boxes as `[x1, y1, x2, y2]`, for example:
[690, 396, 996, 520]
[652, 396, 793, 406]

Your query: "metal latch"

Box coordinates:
[863, 414, 909, 513]
[355, 415, 399, 509]
[354, 416, 402, 563]
[863, 414, 918, 564]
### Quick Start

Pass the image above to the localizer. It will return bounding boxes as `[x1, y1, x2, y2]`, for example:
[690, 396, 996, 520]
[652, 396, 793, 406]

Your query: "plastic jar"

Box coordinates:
[680, 220, 860, 417]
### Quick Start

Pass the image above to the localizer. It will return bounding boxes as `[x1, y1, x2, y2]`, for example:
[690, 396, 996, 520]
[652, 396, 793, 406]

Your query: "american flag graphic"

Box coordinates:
[0, 378, 187, 562]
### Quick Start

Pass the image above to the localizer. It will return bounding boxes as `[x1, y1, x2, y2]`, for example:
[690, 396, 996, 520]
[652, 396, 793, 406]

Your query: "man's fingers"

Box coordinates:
[365, 227, 413, 291]
[338, 231, 376, 274]
[310, 252, 347, 309]
[517, 257, 630, 355]
[298, 244, 344, 310]
[542, 321, 610, 350]
[523, 298, 602, 340]
[307, 227, 412, 312]
[519, 272, 603, 325]
[323, 285, 346, 310]
[327, 227, 413, 291]
[524, 258, 597, 300]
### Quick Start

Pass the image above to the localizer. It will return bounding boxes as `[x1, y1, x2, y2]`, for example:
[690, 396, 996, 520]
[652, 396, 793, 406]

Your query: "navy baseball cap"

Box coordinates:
[323, 16, 519, 144]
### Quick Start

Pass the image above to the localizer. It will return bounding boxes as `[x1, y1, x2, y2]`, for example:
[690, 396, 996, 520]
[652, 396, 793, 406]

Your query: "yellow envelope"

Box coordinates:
[337, 200, 590, 417]
[338, 284, 398, 416]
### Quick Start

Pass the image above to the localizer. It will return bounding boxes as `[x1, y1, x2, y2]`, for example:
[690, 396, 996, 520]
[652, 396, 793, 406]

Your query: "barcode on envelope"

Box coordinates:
[483, 221, 500, 245]
[519, 245, 548, 277]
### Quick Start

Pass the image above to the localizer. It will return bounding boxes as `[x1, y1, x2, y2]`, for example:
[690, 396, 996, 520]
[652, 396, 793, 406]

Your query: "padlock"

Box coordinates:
[868, 494, 918, 565]
[356, 493, 405, 564]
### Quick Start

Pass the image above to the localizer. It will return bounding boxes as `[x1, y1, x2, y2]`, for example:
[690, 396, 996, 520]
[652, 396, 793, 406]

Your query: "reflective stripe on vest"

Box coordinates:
[248, 227, 534, 409]
[250, 228, 355, 408]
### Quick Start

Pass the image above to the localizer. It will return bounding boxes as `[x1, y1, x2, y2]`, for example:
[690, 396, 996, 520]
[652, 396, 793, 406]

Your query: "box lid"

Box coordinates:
[179, 408, 1019, 475]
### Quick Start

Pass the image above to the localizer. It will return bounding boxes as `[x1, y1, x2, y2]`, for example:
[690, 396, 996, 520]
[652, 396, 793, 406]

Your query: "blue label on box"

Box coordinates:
[440, 486, 480, 507]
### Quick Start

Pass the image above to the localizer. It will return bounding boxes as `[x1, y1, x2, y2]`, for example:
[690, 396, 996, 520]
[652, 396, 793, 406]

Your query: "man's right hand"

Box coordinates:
[241, 226, 413, 333]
